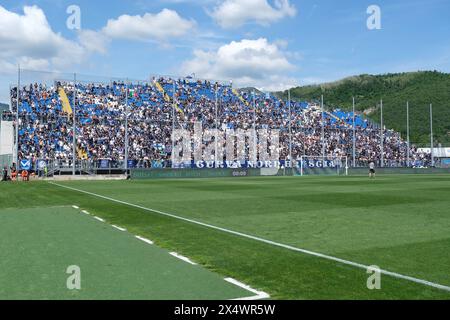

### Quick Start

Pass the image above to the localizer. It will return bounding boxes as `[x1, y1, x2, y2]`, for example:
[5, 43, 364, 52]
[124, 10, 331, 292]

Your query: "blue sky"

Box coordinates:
[0, 0, 449, 103]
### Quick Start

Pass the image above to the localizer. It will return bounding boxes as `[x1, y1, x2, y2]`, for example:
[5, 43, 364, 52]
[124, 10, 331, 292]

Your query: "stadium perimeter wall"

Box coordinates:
[130, 167, 449, 179]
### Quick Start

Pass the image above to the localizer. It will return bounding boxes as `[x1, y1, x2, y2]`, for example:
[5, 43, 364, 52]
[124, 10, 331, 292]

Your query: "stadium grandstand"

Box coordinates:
[2, 73, 432, 175]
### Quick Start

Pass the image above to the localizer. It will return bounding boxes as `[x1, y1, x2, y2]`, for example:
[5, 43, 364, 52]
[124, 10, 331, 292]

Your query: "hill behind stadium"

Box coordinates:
[0, 103, 8, 113]
[278, 71, 450, 145]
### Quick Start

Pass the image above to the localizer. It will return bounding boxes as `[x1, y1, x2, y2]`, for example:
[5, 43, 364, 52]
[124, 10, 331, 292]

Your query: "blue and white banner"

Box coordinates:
[37, 160, 47, 170]
[20, 159, 31, 170]
[172, 160, 340, 169]
[151, 160, 164, 168]
[98, 159, 110, 169]
[127, 160, 136, 168]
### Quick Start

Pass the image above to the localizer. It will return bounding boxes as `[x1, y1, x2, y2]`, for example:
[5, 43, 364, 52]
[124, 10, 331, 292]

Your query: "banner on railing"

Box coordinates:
[98, 159, 110, 169]
[20, 159, 31, 170]
[172, 160, 341, 169]
[37, 160, 47, 170]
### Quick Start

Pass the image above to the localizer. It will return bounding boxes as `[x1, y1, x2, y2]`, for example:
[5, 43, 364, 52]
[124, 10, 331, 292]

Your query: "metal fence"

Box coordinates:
[0, 154, 13, 168]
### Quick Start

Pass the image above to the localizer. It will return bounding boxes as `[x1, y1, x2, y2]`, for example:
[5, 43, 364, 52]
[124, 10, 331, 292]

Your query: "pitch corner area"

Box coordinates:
[0, 206, 260, 300]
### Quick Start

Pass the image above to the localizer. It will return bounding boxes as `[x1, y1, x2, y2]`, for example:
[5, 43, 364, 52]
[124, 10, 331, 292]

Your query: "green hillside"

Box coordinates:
[278, 71, 450, 146]
[0, 103, 8, 113]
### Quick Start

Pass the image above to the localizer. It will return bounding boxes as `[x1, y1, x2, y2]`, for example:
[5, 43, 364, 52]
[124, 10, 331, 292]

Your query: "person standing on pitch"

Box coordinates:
[2, 166, 7, 181]
[369, 161, 376, 179]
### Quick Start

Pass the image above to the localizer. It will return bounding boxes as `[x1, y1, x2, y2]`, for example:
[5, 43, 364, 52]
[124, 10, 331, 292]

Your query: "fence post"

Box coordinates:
[430, 103, 434, 167]
[124, 79, 129, 172]
[72, 73, 77, 176]
[352, 97, 356, 167]
[406, 101, 410, 167]
[15, 65, 20, 168]
[380, 99, 384, 168]
[288, 89, 292, 167]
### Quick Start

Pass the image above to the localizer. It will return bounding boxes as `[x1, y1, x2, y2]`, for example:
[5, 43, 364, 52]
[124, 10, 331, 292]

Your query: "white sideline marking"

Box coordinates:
[72, 205, 79, 209]
[49, 182, 450, 293]
[136, 235, 154, 245]
[225, 278, 270, 300]
[93, 216, 105, 222]
[112, 225, 126, 232]
[169, 252, 197, 265]
[81, 210, 90, 215]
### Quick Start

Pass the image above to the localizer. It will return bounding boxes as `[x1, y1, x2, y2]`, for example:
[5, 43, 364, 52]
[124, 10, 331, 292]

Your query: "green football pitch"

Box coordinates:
[0, 174, 449, 300]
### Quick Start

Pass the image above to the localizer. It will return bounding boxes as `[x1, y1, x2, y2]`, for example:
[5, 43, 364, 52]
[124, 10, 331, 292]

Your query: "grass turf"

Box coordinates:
[0, 174, 449, 299]
[0, 206, 252, 300]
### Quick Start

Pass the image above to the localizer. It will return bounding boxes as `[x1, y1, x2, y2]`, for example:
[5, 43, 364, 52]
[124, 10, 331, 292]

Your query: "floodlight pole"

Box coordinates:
[288, 89, 292, 168]
[15, 65, 20, 168]
[171, 81, 176, 167]
[430, 103, 434, 167]
[124, 79, 129, 172]
[380, 99, 384, 168]
[321, 95, 325, 159]
[352, 97, 356, 167]
[253, 91, 257, 162]
[215, 86, 218, 166]
[406, 101, 410, 167]
[72, 73, 76, 176]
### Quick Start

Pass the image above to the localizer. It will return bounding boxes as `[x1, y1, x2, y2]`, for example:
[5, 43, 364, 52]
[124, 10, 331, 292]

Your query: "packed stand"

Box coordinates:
[5, 77, 431, 169]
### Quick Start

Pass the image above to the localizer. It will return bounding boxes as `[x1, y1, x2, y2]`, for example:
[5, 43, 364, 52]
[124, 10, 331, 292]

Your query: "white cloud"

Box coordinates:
[0, 5, 198, 76]
[77, 30, 110, 55]
[210, 0, 296, 29]
[181, 38, 298, 91]
[0, 5, 102, 74]
[102, 9, 196, 42]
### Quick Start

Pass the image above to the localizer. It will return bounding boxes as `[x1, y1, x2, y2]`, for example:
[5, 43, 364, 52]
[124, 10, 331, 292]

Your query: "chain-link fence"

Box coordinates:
[0, 154, 13, 169]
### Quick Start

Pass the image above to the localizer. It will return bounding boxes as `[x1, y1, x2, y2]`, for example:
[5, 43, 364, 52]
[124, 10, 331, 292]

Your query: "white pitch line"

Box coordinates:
[112, 225, 127, 232]
[225, 278, 270, 300]
[72, 205, 79, 209]
[93, 216, 105, 222]
[136, 235, 154, 245]
[169, 252, 197, 265]
[49, 182, 450, 293]
[81, 210, 90, 215]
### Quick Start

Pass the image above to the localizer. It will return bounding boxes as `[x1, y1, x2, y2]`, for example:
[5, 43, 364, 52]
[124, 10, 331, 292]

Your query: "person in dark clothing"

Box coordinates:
[2, 167, 8, 181]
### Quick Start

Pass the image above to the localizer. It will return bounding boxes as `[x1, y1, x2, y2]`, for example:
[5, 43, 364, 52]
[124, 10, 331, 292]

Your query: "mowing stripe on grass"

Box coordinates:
[225, 278, 270, 300]
[170, 252, 197, 265]
[49, 182, 450, 293]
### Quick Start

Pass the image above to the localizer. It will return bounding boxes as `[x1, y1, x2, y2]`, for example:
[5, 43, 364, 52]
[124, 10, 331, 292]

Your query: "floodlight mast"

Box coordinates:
[72, 73, 76, 176]
[380, 99, 384, 168]
[124, 79, 129, 172]
[352, 97, 356, 168]
[406, 101, 410, 167]
[15, 65, 20, 168]
[288, 89, 292, 168]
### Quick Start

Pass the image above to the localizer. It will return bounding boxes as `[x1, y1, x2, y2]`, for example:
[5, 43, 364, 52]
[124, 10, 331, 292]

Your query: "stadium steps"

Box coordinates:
[58, 87, 73, 115]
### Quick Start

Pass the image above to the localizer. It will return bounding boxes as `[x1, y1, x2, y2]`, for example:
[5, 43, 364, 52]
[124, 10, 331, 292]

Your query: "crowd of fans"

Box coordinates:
[3, 77, 431, 168]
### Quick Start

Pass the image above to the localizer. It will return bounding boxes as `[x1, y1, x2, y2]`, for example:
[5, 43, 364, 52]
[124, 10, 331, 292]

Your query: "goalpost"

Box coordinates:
[298, 156, 348, 176]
